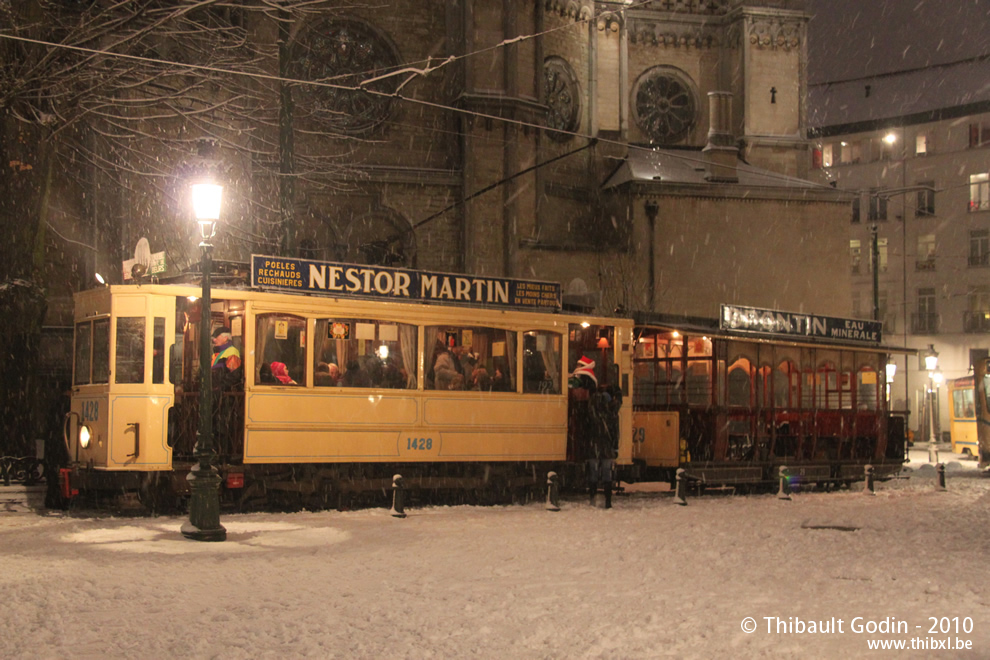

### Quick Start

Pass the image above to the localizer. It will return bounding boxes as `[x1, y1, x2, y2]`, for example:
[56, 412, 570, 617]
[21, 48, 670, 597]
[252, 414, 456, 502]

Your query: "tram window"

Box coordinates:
[686, 360, 712, 405]
[839, 371, 854, 409]
[93, 319, 109, 384]
[774, 361, 799, 408]
[633, 361, 656, 406]
[74, 322, 91, 385]
[727, 358, 753, 407]
[657, 333, 683, 359]
[313, 318, 417, 389]
[115, 317, 146, 384]
[256, 314, 306, 386]
[666, 366, 683, 404]
[426, 325, 515, 391]
[952, 387, 974, 419]
[815, 365, 840, 409]
[856, 369, 878, 411]
[634, 336, 656, 359]
[152, 317, 166, 384]
[755, 365, 772, 407]
[523, 331, 561, 394]
[687, 336, 712, 357]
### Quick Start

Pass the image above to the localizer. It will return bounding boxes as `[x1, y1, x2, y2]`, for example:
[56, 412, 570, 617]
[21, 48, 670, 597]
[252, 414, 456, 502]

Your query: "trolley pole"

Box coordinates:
[182, 179, 226, 542]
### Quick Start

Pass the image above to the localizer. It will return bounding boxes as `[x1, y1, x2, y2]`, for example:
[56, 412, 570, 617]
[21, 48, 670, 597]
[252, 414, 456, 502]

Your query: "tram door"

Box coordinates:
[172, 296, 246, 461]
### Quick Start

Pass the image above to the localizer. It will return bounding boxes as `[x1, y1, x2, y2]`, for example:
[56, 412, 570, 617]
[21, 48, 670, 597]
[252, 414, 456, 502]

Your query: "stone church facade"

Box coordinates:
[98, 0, 849, 321]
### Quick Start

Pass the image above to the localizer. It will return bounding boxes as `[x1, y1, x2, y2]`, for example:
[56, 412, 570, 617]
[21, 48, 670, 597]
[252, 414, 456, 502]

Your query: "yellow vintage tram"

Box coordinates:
[947, 376, 978, 458]
[63, 258, 638, 506]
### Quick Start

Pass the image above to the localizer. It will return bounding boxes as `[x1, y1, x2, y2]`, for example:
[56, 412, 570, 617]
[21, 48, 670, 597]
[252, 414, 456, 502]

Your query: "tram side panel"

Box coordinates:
[243, 390, 568, 463]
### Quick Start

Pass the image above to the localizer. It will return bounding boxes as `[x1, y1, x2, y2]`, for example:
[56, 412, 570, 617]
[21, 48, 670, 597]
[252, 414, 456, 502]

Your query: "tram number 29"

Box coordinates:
[406, 438, 434, 450]
[633, 427, 646, 444]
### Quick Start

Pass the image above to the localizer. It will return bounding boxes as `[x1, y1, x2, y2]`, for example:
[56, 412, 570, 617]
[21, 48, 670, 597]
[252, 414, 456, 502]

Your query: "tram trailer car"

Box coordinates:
[630, 311, 910, 490]
[62, 280, 909, 509]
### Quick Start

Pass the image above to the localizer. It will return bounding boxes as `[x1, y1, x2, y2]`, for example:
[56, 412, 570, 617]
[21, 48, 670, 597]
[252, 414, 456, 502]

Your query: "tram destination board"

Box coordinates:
[721, 303, 882, 344]
[251, 254, 562, 311]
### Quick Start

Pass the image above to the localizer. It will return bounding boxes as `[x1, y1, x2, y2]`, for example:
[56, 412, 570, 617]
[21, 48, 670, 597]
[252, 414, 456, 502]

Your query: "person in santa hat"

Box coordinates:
[568, 356, 618, 508]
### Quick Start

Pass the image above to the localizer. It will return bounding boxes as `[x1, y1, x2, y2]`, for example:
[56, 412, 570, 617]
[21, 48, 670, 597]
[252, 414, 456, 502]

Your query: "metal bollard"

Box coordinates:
[545, 471, 560, 512]
[673, 468, 687, 506]
[390, 474, 407, 518]
[863, 464, 876, 496]
[777, 466, 791, 501]
[935, 463, 946, 491]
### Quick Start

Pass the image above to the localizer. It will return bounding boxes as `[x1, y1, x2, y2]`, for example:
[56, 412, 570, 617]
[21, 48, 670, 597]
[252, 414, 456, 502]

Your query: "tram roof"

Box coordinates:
[631, 310, 917, 355]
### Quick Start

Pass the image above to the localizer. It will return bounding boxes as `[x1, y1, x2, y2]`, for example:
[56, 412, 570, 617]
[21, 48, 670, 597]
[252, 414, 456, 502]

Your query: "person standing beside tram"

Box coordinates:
[568, 356, 621, 508]
[211, 326, 243, 455]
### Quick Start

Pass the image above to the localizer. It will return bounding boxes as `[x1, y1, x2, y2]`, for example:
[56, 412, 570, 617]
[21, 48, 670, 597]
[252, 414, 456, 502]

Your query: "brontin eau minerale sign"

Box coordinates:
[720, 304, 882, 344]
[251, 254, 562, 311]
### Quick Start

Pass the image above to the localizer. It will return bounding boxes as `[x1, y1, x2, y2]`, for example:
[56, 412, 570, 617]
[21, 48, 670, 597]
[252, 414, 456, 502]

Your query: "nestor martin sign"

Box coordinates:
[251, 254, 562, 311]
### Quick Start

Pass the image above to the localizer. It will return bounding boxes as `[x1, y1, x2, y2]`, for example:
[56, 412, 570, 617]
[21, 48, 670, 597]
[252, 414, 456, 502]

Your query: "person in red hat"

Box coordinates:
[568, 356, 618, 508]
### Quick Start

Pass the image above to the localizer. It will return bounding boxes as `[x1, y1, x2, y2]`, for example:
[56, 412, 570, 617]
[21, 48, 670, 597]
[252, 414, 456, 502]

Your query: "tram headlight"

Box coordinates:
[79, 424, 92, 449]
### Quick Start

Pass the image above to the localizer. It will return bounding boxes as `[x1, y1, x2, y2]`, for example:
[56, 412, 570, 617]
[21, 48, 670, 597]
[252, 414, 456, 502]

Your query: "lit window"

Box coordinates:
[916, 234, 936, 270]
[970, 173, 989, 212]
[822, 143, 834, 168]
[915, 134, 928, 155]
[870, 238, 888, 273]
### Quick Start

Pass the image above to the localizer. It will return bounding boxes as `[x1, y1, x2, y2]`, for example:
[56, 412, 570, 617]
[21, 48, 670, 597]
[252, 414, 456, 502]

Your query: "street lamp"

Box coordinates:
[181, 179, 227, 542]
[924, 344, 939, 463]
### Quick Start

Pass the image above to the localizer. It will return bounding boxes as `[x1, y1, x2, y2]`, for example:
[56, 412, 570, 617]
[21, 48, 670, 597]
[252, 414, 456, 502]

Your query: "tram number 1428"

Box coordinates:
[406, 438, 435, 451]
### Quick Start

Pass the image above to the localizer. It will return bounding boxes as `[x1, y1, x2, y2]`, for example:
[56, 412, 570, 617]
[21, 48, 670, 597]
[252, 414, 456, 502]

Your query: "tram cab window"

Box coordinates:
[92, 319, 109, 384]
[73, 318, 110, 386]
[73, 322, 92, 385]
[152, 317, 166, 384]
[953, 386, 975, 418]
[115, 317, 146, 384]
[255, 314, 306, 386]
[523, 331, 561, 394]
[314, 318, 417, 389]
[426, 325, 515, 391]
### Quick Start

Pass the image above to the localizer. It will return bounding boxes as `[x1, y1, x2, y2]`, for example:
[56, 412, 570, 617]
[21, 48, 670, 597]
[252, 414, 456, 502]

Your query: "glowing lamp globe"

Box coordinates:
[192, 183, 223, 221]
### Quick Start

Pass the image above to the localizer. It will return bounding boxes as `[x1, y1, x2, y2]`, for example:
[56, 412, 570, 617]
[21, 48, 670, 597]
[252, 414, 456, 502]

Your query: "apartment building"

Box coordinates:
[808, 55, 990, 439]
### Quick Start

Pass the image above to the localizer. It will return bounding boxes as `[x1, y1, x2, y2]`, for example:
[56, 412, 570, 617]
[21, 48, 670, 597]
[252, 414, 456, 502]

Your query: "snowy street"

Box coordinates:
[1, 456, 988, 659]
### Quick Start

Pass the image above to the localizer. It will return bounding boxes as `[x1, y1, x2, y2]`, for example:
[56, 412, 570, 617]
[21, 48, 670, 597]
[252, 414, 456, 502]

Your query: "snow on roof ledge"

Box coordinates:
[602, 147, 826, 192]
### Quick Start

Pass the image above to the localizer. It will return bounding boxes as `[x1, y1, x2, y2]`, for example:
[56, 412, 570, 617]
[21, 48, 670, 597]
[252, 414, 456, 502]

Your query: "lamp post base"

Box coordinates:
[182, 463, 226, 542]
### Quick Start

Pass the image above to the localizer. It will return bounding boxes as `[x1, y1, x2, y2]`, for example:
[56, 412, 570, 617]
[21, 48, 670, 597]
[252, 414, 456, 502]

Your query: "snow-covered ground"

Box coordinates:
[1, 451, 988, 659]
